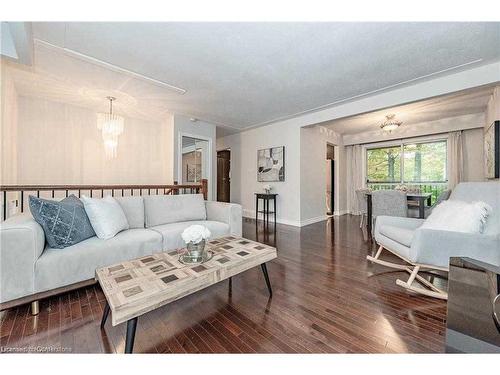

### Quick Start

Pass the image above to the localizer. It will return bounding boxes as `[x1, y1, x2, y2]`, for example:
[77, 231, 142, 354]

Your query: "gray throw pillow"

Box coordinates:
[29, 195, 96, 249]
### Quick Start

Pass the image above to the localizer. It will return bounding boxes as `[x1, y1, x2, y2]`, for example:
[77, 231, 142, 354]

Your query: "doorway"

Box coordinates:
[180, 136, 209, 186]
[217, 149, 230, 202]
[326, 143, 335, 215]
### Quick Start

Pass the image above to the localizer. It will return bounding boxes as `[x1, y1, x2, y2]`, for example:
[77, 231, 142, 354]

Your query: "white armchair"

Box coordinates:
[368, 182, 500, 300]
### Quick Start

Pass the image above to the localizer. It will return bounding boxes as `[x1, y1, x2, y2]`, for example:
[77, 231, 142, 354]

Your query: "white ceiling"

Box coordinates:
[8, 22, 500, 130]
[321, 85, 496, 134]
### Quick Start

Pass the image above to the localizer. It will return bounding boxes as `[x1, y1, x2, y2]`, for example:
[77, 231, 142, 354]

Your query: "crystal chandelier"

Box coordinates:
[97, 96, 124, 159]
[380, 114, 402, 132]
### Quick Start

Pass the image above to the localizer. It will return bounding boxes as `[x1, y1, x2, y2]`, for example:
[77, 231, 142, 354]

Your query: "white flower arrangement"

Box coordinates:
[263, 184, 272, 194]
[181, 225, 211, 244]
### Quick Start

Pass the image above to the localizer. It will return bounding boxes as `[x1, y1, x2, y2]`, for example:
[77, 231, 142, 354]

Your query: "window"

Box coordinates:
[366, 146, 402, 183]
[403, 141, 447, 183]
[366, 140, 448, 204]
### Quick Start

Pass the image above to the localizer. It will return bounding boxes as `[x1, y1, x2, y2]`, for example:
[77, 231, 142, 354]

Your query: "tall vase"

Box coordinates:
[186, 240, 206, 264]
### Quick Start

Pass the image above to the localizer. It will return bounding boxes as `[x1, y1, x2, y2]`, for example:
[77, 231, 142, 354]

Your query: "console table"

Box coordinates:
[446, 257, 500, 353]
[255, 193, 277, 224]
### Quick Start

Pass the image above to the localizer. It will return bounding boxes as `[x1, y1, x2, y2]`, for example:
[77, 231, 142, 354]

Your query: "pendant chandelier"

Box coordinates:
[97, 96, 124, 159]
[380, 114, 402, 132]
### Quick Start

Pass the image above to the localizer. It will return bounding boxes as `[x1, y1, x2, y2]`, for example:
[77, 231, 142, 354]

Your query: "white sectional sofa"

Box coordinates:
[0, 194, 242, 312]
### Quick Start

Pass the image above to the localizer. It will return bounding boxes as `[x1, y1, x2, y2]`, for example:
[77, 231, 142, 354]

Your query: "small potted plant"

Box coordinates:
[181, 225, 211, 264]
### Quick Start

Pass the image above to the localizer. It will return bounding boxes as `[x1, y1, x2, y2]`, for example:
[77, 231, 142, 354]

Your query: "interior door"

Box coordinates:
[217, 150, 230, 202]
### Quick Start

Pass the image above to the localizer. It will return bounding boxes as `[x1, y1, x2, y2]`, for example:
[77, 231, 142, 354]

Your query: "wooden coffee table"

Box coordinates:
[95, 236, 277, 353]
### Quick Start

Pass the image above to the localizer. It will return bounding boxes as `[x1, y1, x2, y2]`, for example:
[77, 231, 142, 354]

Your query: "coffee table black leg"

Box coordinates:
[125, 317, 138, 354]
[100, 302, 110, 329]
[261, 263, 273, 297]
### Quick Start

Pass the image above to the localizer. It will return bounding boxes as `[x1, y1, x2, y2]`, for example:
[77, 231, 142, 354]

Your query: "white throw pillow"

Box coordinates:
[420, 200, 491, 234]
[81, 195, 129, 240]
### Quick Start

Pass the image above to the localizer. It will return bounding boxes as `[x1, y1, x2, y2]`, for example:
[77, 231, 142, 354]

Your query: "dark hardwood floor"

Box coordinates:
[0, 215, 447, 353]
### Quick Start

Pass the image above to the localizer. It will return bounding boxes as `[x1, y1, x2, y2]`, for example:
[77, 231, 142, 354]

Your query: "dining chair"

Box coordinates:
[355, 188, 371, 228]
[371, 190, 407, 233]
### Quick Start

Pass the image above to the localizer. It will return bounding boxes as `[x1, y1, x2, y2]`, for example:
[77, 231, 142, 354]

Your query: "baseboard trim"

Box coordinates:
[299, 215, 329, 227]
[243, 210, 301, 227]
[333, 210, 349, 216]
[243, 210, 331, 227]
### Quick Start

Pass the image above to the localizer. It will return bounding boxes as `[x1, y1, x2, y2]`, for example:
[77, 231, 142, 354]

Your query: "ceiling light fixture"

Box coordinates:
[380, 114, 402, 132]
[97, 96, 124, 159]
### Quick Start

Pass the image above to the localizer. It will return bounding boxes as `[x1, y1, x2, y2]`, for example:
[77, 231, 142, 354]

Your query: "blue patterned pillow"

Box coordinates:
[29, 195, 96, 249]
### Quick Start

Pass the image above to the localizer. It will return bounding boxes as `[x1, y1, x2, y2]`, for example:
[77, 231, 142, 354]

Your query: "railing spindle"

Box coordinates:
[3, 191, 6, 220]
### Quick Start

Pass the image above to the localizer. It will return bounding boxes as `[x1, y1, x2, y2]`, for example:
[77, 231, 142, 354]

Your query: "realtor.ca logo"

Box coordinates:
[1, 345, 72, 353]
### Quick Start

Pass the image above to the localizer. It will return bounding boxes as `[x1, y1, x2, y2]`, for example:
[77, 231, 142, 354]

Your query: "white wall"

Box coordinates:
[300, 126, 346, 224]
[174, 115, 217, 200]
[0, 62, 18, 185]
[217, 122, 302, 226]
[15, 96, 175, 185]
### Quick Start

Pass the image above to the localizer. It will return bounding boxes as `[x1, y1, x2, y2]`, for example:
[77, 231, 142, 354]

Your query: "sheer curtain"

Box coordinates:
[347, 144, 364, 214]
[448, 131, 464, 190]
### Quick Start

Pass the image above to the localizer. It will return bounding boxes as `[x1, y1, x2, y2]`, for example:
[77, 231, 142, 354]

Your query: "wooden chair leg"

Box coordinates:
[396, 266, 448, 300]
[367, 245, 409, 270]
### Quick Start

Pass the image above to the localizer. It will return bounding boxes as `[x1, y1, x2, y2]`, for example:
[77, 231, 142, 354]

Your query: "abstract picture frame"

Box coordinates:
[257, 146, 285, 182]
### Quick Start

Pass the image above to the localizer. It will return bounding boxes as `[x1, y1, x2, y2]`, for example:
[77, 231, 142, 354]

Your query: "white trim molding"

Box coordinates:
[243, 210, 330, 227]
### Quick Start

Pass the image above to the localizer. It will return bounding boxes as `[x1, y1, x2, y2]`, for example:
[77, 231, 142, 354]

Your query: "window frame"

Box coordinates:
[365, 138, 448, 185]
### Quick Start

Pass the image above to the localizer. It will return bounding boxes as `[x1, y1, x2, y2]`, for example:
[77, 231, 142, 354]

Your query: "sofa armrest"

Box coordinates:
[205, 201, 242, 236]
[0, 214, 45, 303]
[410, 228, 500, 269]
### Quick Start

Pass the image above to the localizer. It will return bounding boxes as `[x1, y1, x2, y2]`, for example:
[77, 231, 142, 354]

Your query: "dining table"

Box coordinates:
[365, 191, 432, 235]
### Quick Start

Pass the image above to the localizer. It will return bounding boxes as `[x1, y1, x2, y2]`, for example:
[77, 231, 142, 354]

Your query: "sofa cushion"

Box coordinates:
[34, 229, 163, 294]
[149, 220, 230, 250]
[379, 225, 415, 247]
[81, 196, 130, 240]
[29, 194, 96, 249]
[115, 196, 145, 229]
[143, 194, 206, 227]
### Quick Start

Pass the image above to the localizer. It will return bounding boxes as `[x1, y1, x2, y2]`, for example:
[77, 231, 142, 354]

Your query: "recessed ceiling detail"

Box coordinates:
[322, 85, 496, 135]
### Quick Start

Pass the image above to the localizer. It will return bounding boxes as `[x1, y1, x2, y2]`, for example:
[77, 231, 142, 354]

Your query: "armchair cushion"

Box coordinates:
[379, 225, 414, 247]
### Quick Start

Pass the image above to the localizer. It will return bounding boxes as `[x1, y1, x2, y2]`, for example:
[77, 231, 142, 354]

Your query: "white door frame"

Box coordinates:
[177, 132, 213, 200]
